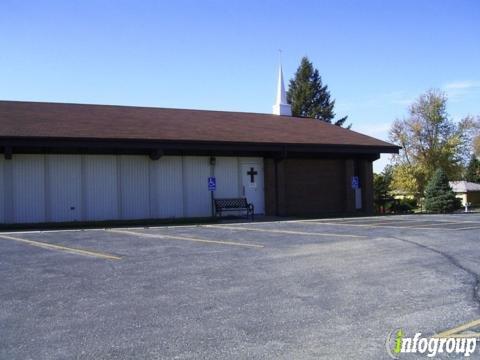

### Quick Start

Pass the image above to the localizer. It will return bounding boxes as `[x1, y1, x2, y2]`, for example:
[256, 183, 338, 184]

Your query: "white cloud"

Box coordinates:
[443, 80, 480, 90]
[442, 80, 480, 102]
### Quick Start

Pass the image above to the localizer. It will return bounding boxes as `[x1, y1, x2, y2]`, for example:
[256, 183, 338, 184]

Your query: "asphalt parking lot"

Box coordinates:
[1, 214, 480, 359]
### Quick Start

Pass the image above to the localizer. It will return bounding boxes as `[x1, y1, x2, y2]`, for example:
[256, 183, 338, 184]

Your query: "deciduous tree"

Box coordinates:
[373, 165, 394, 213]
[389, 89, 473, 196]
[474, 135, 480, 157]
[464, 153, 480, 183]
[390, 163, 423, 197]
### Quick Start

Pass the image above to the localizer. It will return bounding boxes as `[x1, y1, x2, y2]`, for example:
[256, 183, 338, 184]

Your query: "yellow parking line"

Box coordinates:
[0, 234, 121, 260]
[435, 333, 480, 339]
[204, 225, 366, 238]
[108, 229, 264, 248]
[435, 319, 480, 338]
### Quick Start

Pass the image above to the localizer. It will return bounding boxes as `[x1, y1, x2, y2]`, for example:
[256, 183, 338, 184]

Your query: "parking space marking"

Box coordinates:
[410, 221, 464, 228]
[302, 219, 446, 227]
[299, 218, 429, 224]
[454, 226, 480, 231]
[298, 221, 467, 231]
[297, 217, 479, 224]
[0, 234, 121, 260]
[326, 219, 408, 225]
[435, 318, 480, 338]
[204, 225, 366, 238]
[349, 220, 417, 226]
[108, 229, 264, 248]
[297, 217, 375, 223]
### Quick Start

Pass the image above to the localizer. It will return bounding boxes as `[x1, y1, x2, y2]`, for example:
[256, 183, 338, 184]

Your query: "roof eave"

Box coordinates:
[0, 136, 400, 158]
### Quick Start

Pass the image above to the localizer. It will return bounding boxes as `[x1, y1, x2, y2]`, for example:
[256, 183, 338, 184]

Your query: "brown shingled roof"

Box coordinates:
[0, 100, 398, 152]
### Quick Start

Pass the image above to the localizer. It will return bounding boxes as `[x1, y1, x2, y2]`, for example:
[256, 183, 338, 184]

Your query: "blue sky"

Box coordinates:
[1, 0, 479, 172]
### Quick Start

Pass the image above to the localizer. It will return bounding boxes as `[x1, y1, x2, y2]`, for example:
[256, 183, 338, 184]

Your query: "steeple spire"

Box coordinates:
[272, 51, 292, 116]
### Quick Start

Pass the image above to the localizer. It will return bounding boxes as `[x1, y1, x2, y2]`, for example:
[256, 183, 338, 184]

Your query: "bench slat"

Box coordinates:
[214, 198, 254, 220]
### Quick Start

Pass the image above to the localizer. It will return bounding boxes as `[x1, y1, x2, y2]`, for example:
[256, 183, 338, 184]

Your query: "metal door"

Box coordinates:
[241, 163, 264, 214]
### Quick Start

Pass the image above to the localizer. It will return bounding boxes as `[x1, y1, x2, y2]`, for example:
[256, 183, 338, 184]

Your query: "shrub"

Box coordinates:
[424, 169, 460, 213]
[390, 199, 415, 214]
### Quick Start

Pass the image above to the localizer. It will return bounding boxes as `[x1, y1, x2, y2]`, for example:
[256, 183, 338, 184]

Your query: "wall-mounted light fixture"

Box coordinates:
[209, 156, 216, 166]
[149, 149, 163, 161]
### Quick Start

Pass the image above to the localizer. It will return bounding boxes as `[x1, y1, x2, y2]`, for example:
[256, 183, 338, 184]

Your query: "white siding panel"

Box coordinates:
[47, 155, 82, 222]
[183, 156, 211, 217]
[84, 155, 119, 221]
[119, 155, 150, 219]
[214, 157, 239, 198]
[151, 156, 183, 218]
[0, 158, 4, 223]
[12, 154, 46, 223]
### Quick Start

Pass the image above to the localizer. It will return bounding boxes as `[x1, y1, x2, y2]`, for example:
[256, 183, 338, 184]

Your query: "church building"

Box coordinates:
[0, 67, 399, 224]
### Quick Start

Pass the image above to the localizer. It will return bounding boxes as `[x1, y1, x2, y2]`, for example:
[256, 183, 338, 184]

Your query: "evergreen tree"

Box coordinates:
[464, 154, 480, 183]
[424, 168, 460, 213]
[287, 57, 349, 127]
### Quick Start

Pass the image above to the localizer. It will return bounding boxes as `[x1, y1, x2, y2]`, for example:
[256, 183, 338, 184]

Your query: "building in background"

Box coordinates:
[0, 68, 398, 225]
[450, 181, 480, 208]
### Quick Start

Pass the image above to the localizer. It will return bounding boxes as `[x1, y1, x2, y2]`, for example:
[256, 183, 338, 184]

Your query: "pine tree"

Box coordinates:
[464, 154, 480, 183]
[287, 57, 349, 127]
[424, 168, 460, 213]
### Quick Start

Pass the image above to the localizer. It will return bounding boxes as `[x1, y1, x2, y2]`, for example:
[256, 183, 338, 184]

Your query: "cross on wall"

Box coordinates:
[247, 167, 258, 183]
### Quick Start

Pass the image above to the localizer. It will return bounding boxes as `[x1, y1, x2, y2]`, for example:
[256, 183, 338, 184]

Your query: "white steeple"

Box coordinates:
[272, 61, 292, 116]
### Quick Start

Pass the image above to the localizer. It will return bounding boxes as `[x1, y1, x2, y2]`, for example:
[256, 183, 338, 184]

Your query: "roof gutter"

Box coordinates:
[0, 136, 400, 159]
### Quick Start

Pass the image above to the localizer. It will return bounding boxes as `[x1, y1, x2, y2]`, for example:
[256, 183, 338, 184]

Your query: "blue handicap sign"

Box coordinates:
[351, 176, 360, 189]
[208, 176, 216, 191]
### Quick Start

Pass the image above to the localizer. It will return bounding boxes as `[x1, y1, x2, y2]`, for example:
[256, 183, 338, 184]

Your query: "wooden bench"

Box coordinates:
[214, 198, 254, 220]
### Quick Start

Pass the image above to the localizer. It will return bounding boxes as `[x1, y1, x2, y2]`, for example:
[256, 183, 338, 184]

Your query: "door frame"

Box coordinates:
[239, 158, 265, 214]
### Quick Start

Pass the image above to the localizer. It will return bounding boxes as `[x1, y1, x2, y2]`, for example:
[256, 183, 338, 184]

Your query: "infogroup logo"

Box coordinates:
[386, 329, 477, 358]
